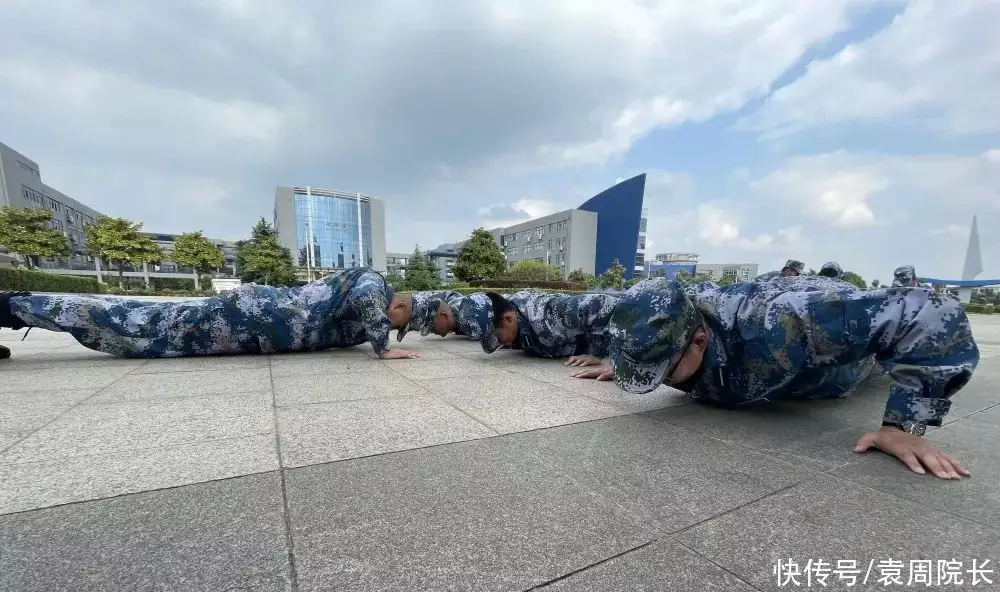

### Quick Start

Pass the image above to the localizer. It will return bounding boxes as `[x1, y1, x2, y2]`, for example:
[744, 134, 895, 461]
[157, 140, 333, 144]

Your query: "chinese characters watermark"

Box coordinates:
[773, 558, 994, 587]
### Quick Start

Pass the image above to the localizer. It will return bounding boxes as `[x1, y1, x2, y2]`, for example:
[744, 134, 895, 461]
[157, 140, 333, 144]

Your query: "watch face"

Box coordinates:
[903, 422, 926, 436]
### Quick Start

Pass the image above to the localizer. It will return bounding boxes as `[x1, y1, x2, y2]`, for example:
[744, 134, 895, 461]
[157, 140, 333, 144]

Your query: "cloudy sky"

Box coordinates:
[2, 0, 997, 285]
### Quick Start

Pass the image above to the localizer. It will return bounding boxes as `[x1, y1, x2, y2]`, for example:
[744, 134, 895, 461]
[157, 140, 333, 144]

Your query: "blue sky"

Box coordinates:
[1, 0, 997, 285]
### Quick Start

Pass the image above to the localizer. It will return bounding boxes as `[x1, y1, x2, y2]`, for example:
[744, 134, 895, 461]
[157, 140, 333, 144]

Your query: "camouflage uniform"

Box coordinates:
[817, 261, 843, 279]
[608, 276, 979, 427]
[2, 267, 413, 358]
[396, 290, 460, 341]
[755, 259, 805, 282]
[892, 265, 917, 287]
[451, 292, 501, 352]
[495, 289, 619, 358]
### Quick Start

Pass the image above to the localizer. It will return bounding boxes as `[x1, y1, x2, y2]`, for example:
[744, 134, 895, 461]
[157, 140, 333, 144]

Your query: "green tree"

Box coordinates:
[842, 271, 867, 290]
[171, 231, 225, 291]
[84, 216, 163, 291]
[674, 270, 717, 285]
[385, 273, 407, 292]
[0, 206, 69, 268]
[505, 259, 563, 283]
[453, 228, 506, 282]
[567, 269, 597, 286]
[404, 246, 440, 291]
[599, 259, 626, 289]
[871, 279, 881, 289]
[235, 218, 296, 286]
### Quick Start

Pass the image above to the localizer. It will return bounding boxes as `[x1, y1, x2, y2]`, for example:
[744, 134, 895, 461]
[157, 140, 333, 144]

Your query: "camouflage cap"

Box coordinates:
[894, 265, 916, 284]
[818, 261, 843, 278]
[454, 293, 501, 353]
[782, 259, 805, 274]
[396, 292, 442, 342]
[608, 279, 704, 394]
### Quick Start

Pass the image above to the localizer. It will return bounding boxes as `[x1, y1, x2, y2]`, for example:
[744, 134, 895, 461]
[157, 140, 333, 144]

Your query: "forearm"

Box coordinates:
[351, 286, 391, 356]
[873, 291, 979, 425]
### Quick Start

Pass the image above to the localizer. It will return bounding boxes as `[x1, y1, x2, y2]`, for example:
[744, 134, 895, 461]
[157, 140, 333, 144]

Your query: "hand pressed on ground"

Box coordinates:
[854, 427, 970, 480]
[379, 348, 421, 360]
[564, 354, 603, 367]
[571, 365, 613, 381]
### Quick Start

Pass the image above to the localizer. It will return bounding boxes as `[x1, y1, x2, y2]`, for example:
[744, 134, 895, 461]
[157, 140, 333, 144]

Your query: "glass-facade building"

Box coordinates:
[274, 186, 387, 275]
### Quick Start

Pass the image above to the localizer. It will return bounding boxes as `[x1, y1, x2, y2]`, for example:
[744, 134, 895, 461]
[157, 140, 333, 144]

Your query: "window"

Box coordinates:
[556, 221, 562, 231]
[523, 245, 530, 255]
[548, 224, 553, 232]
[535, 227, 543, 240]
[20, 185, 45, 205]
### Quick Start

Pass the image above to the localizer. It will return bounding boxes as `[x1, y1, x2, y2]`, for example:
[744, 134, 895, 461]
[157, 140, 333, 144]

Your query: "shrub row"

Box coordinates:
[468, 279, 588, 291]
[963, 303, 996, 314]
[0, 267, 107, 294]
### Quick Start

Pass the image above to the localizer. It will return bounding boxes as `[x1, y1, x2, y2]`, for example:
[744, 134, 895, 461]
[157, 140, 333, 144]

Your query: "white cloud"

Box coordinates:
[0, 0, 859, 245]
[742, 0, 1000, 137]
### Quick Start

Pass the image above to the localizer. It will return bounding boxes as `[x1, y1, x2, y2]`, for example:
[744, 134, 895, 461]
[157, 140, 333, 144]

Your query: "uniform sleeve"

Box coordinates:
[800, 289, 979, 426]
[348, 277, 391, 356]
[548, 294, 617, 358]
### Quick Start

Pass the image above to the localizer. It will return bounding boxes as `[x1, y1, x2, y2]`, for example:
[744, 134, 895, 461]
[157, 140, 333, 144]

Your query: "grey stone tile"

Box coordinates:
[0, 472, 292, 592]
[547, 375, 691, 413]
[87, 368, 273, 403]
[3, 348, 146, 370]
[644, 385, 896, 471]
[676, 475, 1000, 592]
[518, 415, 817, 533]
[385, 345, 459, 360]
[131, 354, 270, 373]
[273, 371, 429, 406]
[0, 389, 97, 432]
[831, 409, 1000, 527]
[421, 374, 624, 433]
[0, 392, 273, 464]
[270, 351, 387, 377]
[2, 365, 136, 393]
[284, 436, 655, 592]
[0, 434, 278, 514]
[538, 538, 757, 591]
[385, 357, 504, 380]
[277, 396, 496, 467]
[0, 433, 27, 453]
[949, 367, 1000, 418]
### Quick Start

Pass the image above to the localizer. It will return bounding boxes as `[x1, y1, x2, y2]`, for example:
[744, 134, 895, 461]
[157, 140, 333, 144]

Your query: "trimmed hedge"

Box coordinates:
[0, 267, 107, 293]
[963, 303, 996, 314]
[445, 286, 588, 296]
[469, 279, 587, 291]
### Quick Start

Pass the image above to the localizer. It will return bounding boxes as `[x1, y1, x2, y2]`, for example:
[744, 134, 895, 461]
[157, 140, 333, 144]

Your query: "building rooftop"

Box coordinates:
[2, 315, 998, 590]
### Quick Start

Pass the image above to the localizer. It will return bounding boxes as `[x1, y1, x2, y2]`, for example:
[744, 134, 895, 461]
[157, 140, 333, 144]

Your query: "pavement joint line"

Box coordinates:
[268, 356, 302, 592]
[0, 363, 142, 456]
[80, 389, 276, 407]
[380, 355, 506, 435]
[274, 392, 429, 409]
[521, 538, 661, 591]
[671, 536, 768, 592]
[669, 481, 804, 537]
[0, 468, 281, 518]
[0, 432, 273, 468]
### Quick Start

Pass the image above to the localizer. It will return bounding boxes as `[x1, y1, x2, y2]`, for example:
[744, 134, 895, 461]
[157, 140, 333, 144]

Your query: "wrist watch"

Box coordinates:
[883, 420, 927, 437]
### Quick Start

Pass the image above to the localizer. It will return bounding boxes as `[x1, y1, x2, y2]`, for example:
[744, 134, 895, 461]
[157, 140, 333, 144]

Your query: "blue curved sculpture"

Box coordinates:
[578, 174, 646, 279]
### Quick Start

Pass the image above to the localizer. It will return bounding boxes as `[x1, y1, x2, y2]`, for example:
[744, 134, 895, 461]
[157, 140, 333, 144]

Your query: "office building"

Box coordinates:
[448, 174, 647, 280]
[0, 141, 104, 271]
[386, 252, 410, 278]
[144, 232, 239, 277]
[492, 210, 598, 276]
[274, 186, 387, 275]
[642, 253, 757, 283]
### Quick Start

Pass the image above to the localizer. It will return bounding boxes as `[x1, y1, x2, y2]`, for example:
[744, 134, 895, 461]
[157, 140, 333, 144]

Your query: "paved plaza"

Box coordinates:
[2, 315, 999, 591]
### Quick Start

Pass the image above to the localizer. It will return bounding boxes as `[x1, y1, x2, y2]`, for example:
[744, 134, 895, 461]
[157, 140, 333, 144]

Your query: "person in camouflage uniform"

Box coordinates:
[395, 289, 464, 341]
[473, 290, 618, 365]
[754, 258, 805, 281]
[573, 275, 979, 480]
[0, 267, 429, 360]
[817, 261, 844, 280]
[892, 265, 922, 288]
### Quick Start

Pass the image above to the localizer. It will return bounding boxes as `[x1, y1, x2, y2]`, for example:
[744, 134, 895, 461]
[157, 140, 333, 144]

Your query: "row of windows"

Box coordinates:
[17, 160, 39, 177]
[502, 220, 571, 245]
[20, 185, 95, 229]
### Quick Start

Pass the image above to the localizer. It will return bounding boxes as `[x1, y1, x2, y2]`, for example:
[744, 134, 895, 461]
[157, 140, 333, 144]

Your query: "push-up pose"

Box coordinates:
[473, 290, 619, 365]
[0, 267, 431, 360]
[574, 276, 979, 480]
